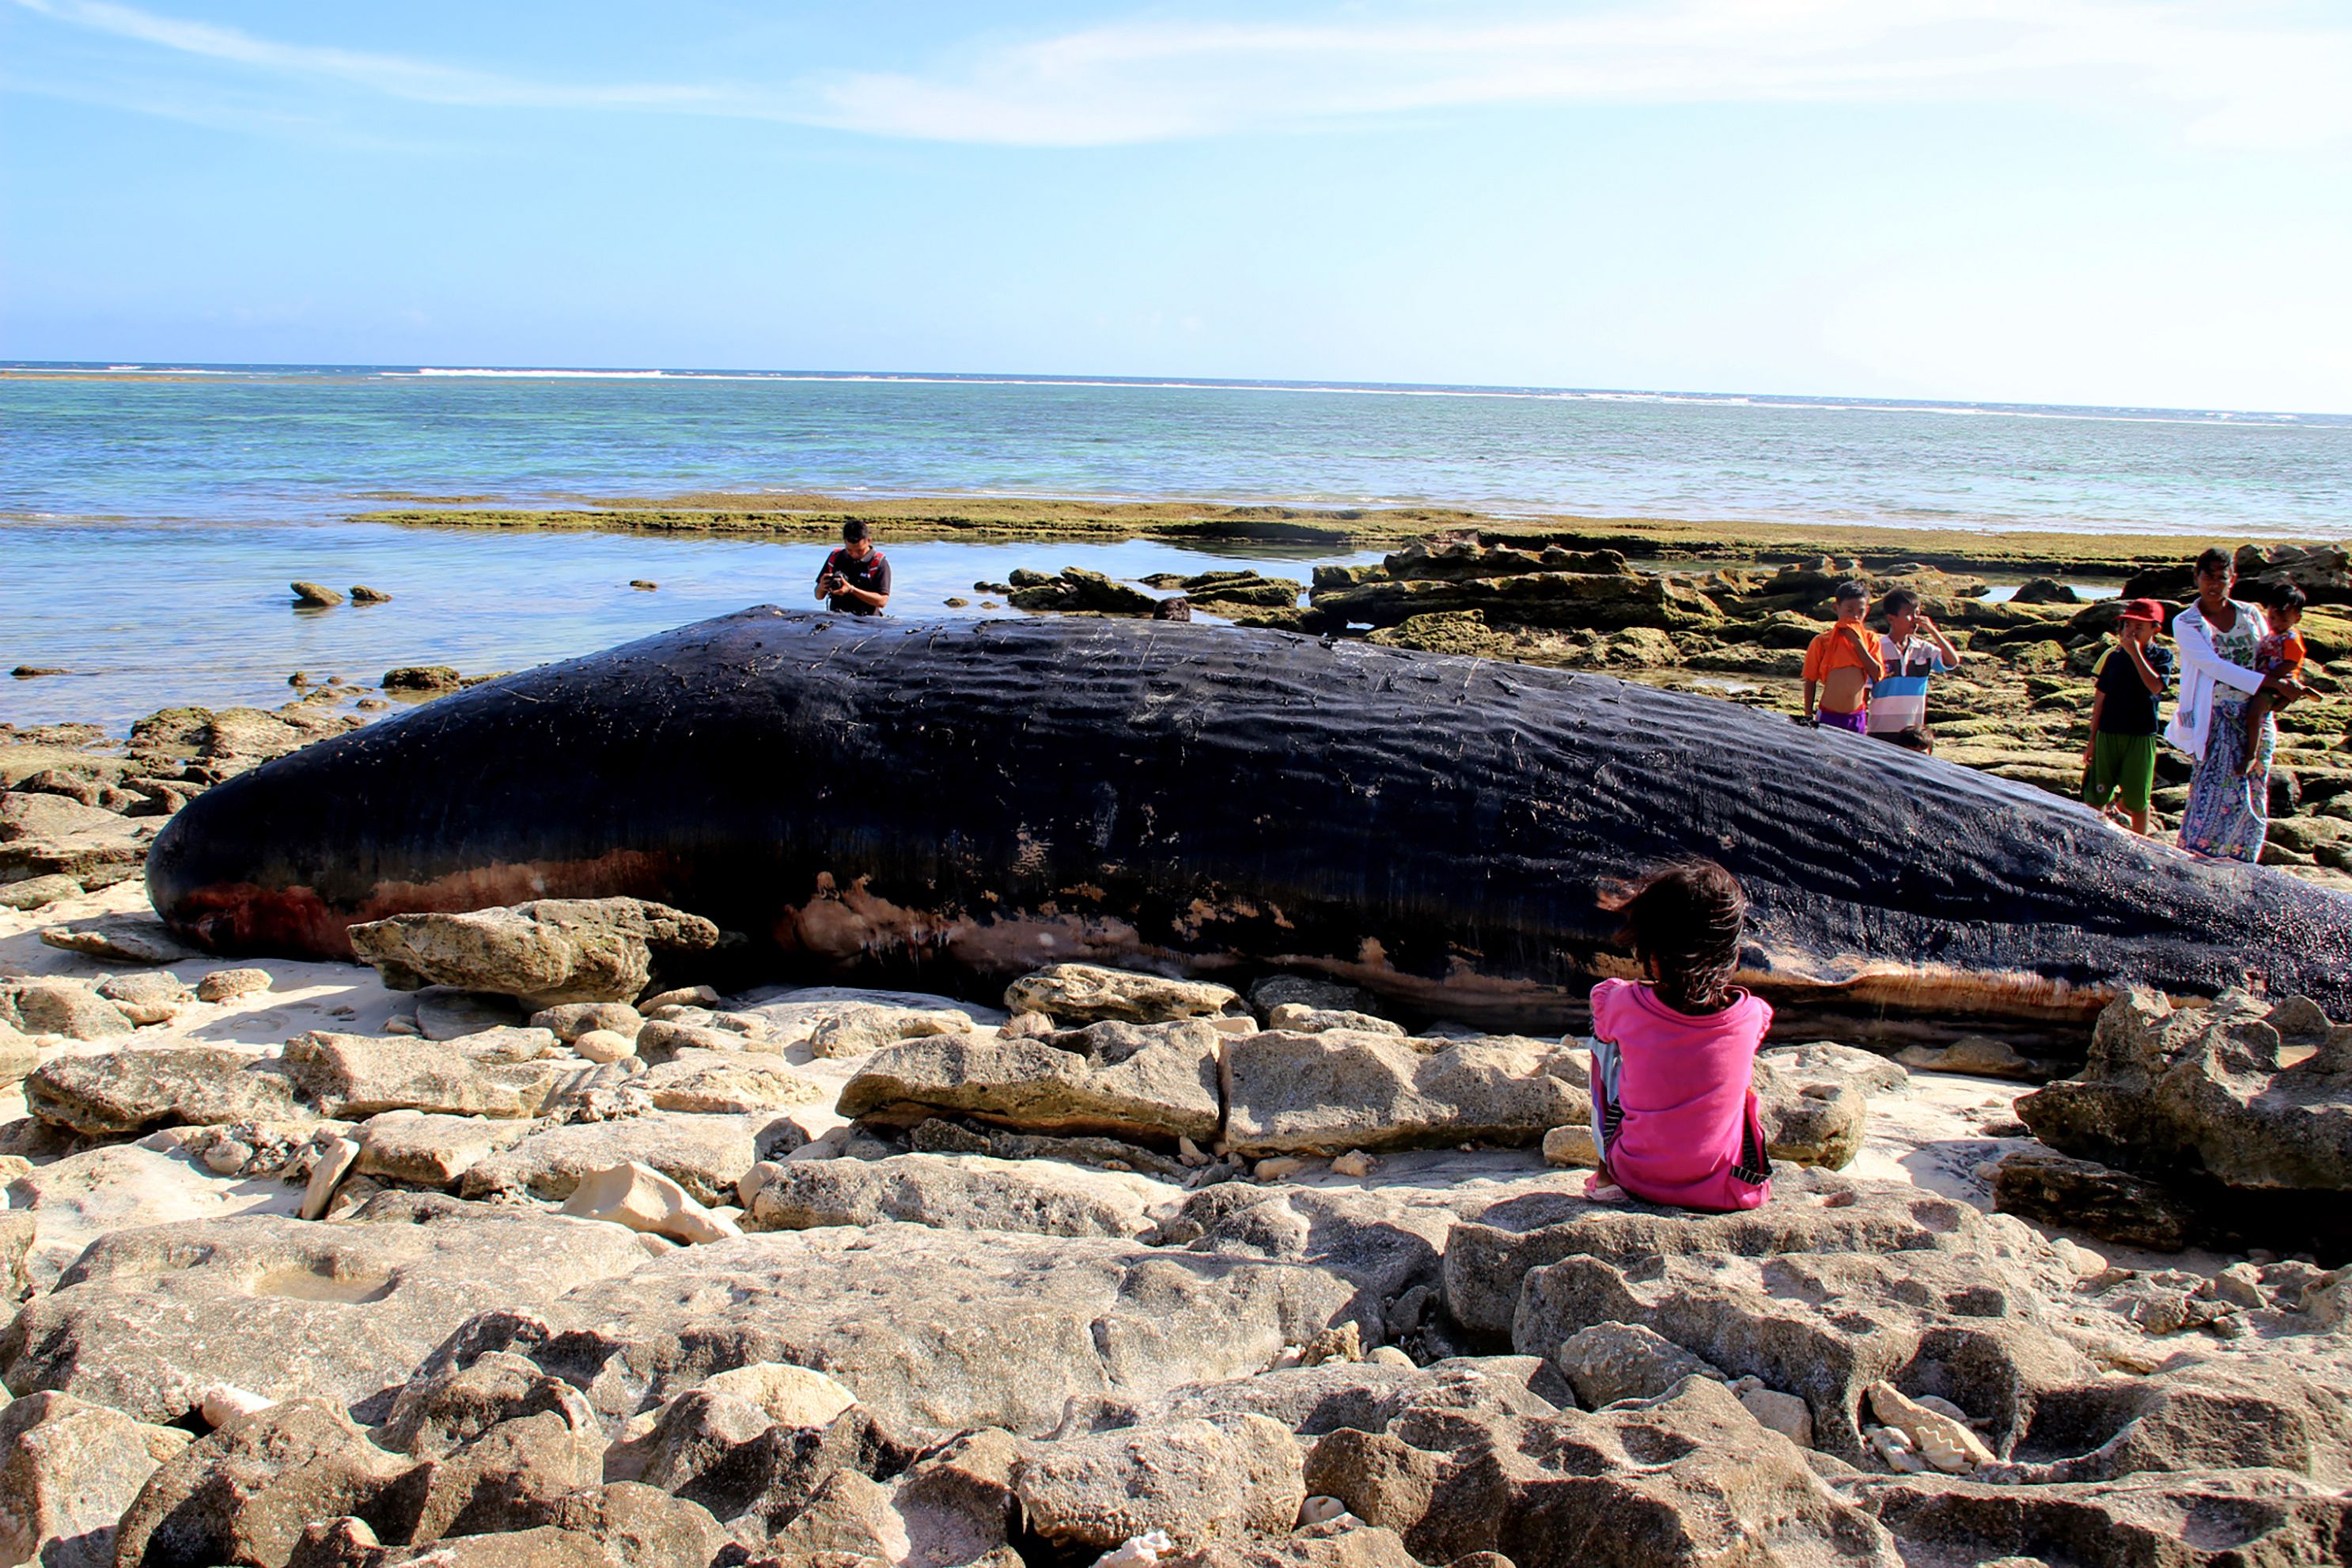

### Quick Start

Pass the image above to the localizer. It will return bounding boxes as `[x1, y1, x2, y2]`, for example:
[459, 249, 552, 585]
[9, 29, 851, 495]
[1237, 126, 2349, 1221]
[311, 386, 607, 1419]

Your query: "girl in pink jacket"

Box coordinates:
[1585, 860, 1773, 1211]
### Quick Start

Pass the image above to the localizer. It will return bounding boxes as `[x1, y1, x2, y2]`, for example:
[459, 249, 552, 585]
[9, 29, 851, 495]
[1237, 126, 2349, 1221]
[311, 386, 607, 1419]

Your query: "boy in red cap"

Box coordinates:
[2081, 598, 2173, 834]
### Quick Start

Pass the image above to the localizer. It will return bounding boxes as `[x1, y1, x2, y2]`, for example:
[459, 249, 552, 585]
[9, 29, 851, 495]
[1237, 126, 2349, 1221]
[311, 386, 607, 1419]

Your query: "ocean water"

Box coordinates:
[3, 364, 2346, 732]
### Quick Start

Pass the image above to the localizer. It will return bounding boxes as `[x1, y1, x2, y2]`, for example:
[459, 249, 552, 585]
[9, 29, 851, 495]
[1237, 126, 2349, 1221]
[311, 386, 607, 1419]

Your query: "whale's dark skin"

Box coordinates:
[148, 608, 2352, 1047]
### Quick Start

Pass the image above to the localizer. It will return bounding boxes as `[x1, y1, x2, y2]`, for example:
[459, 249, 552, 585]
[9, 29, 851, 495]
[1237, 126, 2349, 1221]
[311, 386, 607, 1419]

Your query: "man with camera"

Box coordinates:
[814, 520, 892, 615]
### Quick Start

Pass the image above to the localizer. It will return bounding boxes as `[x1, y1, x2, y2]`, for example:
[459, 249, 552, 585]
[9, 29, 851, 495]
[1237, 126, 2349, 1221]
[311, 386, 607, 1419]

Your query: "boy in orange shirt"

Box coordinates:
[1798, 581, 1884, 733]
[2236, 585, 2308, 778]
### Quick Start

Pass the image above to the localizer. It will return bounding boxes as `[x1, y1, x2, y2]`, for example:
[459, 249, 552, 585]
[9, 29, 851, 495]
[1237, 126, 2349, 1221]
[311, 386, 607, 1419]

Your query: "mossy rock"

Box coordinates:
[2009, 641, 2070, 673]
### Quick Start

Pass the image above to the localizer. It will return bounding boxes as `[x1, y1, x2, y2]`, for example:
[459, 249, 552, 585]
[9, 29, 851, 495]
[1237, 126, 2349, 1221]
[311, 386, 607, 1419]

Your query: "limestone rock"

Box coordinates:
[97, 970, 195, 1025]
[1852, 1467, 2352, 1568]
[369, 1354, 589, 1471]
[0, 1390, 190, 1568]
[570, 1028, 636, 1064]
[1265, 1006, 1405, 1037]
[38, 913, 194, 966]
[196, 966, 273, 1002]
[468, 1222, 1361, 1435]
[1222, 1031, 1584, 1156]
[1301, 1375, 1896, 1568]
[0, 1194, 649, 1423]
[2022, 990, 2352, 1189]
[0, 1025, 36, 1087]
[1540, 1123, 1597, 1168]
[354, 1111, 534, 1187]
[840, 1021, 1223, 1142]
[2017, 990, 2352, 1252]
[293, 580, 347, 605]
[1510, 1244, 2083, 1467]
[1759, 1040, 1910, 1095]
[347, 898, 721, 1006]
[286, 1032, 536, 1119]
[1004, 964, 1240, 1025]
[636, 1052, 823, 1114]
[1896, 1035, 2049, 1080]
[113, 1399, 407, 1568]
[0, 873, 81, 911]
[740, 1152, 1163, 1239]
[0, 793, 124, 845]
[1550, 1322, 1725, 1409]
[1752, 1055, 1870, 1170]
[1441, 1172, 1991, 1338]
[26, 1044, 305, 1134]
[528, 1002, 643, 1041]
[809, 1004, 977, 1059]
[460, 1110, 804, 1206]
[1248, 976, 1377, 1017]
[1731, 1378, 1815, 1449]
[560, 1160, 741, 1245]
[2, 981, 134, 1040]
[1013, 1414, 1305, 1551]
[695, 1362, 860, 1430]
[1990, 1148, 2200, 1252]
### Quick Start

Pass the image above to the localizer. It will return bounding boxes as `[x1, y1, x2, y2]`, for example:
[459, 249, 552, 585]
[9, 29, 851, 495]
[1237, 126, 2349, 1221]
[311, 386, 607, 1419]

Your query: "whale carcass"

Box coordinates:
[147, 608, 2352, 1046]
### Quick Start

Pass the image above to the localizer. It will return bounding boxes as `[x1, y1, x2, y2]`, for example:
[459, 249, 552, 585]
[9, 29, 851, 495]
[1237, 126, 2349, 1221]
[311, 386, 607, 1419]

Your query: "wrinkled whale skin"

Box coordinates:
[148, 608, 2352, 1043]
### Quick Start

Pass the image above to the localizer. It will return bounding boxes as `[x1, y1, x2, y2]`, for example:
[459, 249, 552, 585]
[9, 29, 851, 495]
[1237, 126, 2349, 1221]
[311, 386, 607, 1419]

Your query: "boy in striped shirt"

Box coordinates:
[1867, 589, 1964, 753]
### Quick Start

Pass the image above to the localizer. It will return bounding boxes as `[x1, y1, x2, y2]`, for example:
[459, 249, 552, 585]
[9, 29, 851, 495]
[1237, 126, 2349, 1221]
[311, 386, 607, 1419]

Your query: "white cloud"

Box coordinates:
[10, 0, 721, 109]
[13, 0, 2352, 149]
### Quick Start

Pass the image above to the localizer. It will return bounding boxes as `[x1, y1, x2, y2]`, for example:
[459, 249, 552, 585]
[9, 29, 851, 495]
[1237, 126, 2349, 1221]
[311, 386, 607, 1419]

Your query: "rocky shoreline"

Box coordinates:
[0, 524, 2349, 1567]
[0, 873, 2347, 1566]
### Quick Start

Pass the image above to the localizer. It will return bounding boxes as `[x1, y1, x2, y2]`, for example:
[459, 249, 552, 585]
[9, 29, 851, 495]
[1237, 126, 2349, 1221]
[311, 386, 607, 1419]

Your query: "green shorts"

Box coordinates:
[2083, 732, 2159, 813]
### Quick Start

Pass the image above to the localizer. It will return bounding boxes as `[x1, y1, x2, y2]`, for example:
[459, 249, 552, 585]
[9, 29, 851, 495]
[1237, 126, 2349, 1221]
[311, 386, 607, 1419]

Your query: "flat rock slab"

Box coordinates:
[1440, 1169, 1989, 1337]
[729, 985, 1010, 1042]
[4, 1139, 308, 1290]
[348, 898, 720, 1006]
[502, 1221, 1362, 1435]
[1223, 1031, 1585, 1156]
[459, 1112, 804, 1206]
[637, 1052, 827, 1115]
[839, 1021, 1223, 1142]
[354, 1112, 535, 1187]
[740, 1151, 1171, 1239]
[0, 1193, 648, 1424]
[25, 1044, 305, 1134]
[1004, 963, 1241, 1025]
[38, 915, 196, 966]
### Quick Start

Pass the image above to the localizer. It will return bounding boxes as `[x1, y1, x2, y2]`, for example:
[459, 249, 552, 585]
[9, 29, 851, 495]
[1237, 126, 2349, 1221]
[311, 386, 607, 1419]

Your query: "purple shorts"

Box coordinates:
[1818, 708, 1869, 734]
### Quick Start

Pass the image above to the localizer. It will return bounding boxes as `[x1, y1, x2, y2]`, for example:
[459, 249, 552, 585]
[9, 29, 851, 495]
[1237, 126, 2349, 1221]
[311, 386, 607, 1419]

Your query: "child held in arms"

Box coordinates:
[1797, 581, 1884, 733]
[2080, 598, 2175, 835]
[1583, 861, 1773, 1211]
[2236, 586, 2308, 782]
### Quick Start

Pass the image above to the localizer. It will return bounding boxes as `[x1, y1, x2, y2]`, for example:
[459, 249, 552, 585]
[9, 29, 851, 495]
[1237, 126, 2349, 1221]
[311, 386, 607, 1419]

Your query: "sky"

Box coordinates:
[4, 0, 2350, 412]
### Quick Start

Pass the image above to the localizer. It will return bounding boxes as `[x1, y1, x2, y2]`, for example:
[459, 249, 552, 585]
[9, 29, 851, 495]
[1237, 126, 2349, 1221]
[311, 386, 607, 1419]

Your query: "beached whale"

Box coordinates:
[147, 608, 2352, 1047]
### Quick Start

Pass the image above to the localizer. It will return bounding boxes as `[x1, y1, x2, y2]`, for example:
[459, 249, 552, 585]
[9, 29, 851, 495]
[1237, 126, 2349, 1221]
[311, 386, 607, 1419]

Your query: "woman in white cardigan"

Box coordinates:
[2167, 547, 2305, 862]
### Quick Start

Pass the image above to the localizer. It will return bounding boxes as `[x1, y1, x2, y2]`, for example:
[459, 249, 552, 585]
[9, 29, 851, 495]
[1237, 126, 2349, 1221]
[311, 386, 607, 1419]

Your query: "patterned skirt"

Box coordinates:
[2178, 695, 2274, 862]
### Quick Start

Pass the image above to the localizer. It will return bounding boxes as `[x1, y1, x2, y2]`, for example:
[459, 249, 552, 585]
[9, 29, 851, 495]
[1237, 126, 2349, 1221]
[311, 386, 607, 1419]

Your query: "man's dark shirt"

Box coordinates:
[2092, 641, 2172, 736]
[817, 546, 891, 615]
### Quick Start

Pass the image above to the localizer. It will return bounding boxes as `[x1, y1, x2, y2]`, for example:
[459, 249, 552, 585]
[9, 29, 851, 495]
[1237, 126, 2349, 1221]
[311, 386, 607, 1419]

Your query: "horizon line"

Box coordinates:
[3, 358, 2346, 425]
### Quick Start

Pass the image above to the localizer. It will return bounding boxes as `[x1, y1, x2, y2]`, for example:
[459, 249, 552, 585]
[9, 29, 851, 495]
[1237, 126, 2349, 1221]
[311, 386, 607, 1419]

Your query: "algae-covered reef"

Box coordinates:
[354, 491, 2331, 577]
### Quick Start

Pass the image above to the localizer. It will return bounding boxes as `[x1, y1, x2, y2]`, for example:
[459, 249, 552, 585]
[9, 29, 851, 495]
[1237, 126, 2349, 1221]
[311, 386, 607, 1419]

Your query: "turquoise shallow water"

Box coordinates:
[2, 365, 2345, 731]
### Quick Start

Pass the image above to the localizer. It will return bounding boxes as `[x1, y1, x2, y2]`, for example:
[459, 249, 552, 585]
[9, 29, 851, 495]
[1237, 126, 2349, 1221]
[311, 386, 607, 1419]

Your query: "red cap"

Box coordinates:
[2116, 597, 2166, 624]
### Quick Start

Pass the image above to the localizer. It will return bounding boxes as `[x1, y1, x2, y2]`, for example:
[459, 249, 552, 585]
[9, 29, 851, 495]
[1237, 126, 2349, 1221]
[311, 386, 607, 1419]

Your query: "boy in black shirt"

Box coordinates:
[814, 521, 892, 615]
[2080, 598, 2173, 834]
